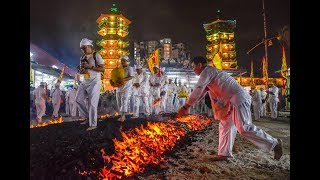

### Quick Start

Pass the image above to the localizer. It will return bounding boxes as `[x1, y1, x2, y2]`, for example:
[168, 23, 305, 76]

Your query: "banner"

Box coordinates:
[212, 41, 223, 69]
[30, 62, 34, 86]
[147, 48, 160, 74]
[280, 45, 288, 90]
[262, 56, 268, 89]
[250, 60, 255, 87]
[57, 64, 66, 82]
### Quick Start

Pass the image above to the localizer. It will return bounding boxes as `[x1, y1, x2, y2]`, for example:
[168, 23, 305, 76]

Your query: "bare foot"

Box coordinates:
[86, 126, 97, 131]
[274, 138, 283, 160]
[209, 155, 230, 161]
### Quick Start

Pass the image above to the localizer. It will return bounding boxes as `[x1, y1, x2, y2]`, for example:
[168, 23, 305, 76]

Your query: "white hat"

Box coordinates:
[134, 64, 142, 69]
[40, 82, 46, 86]
[160, 67, 166, 72]
[80, 38, 93, 47]
[153, 65, 159, 69]
[120, 55, 130, 61]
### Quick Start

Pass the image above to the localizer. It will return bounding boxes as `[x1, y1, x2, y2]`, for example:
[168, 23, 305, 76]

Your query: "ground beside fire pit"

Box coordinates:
[142, 117, 290, 180]
[30, 115, 290, 179]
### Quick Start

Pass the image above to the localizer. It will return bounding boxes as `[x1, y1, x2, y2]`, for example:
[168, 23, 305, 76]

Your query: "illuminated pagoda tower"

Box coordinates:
[203, 10, 238, 71]
[96, 4, 131, 91]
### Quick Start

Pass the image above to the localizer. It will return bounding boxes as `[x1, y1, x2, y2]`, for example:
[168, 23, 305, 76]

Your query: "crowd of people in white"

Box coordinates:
[31, 38, 282, 131]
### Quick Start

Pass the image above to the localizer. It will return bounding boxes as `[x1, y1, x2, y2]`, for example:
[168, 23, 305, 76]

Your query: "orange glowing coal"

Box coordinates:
[79, 115, 212, 179]
[100, 112, 119, 119]
[30, 116, 63, 128]
[100, 114, 112, 119]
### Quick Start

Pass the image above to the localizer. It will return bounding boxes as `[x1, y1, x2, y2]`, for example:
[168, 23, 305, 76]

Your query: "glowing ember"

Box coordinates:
[80, 115, 212, 179]
[99, 112, 119, 119]
[30, 116, 64, 128]
[100, 114, 112, 119]
[152, 98, 162, 106]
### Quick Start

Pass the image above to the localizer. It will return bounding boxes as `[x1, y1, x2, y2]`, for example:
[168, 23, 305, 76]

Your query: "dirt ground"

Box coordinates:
[30, 115, 290, 180]
[144, 117, 290, 180]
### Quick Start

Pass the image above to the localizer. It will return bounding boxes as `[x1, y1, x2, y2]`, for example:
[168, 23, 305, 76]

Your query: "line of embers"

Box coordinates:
[79, 114, 213, 179]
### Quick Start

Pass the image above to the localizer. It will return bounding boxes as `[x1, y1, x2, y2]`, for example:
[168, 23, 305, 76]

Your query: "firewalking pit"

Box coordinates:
[30, 116, 63, 128]
[30, 114, 212, 179]
[82, 115, 212, 179]
[30, 114, 290, 179]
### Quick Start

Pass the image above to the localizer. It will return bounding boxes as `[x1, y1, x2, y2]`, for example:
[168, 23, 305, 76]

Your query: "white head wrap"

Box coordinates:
[80, 38, 93, 47]
[119, 55, 130, 61]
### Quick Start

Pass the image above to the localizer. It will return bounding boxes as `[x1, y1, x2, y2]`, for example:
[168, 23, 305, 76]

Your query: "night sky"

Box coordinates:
[30, 0, 290, 76]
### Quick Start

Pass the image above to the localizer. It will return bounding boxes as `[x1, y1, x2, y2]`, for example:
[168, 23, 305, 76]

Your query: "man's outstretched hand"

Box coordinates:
[176, 105, 189, 118]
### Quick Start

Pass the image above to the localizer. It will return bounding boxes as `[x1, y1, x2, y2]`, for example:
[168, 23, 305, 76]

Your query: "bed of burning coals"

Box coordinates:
[30, 114, 290, 179]
[30, 114, 212, 179]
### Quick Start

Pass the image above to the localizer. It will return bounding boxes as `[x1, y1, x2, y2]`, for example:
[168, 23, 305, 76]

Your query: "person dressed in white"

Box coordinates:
[33, 82, 48, 123]
[69, 86, 78, 118]
[51, 82, 63, 119]
[132, 64, 150, 118]
[251, 86, 262, 120]
[177, 56, 283, 161]
[76, 38, 105, 131]
[176, 82, 189, 110]
[260, 87, 267, 117]
[268, 83, 280, 119]
[166, 78, 178, 113]
[160, 67, 168, 113]
[65, 87, 71, 116]
[149, 66, 165, 115]
[111, 56, 134, 122]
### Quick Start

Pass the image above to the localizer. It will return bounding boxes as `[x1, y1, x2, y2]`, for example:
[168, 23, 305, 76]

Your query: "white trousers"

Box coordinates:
[178, 97, 186, 110]
[76, 78, 101, 127]
[166, 95, 175, 112]
[252, 102, 261, 120]
[260, 103, 267, 116]
[52, 102, 60, 118]
[150, 87, 160, 115]
[133, 95, 150, 117]
[218, 100, 278, 157]
[69, 101, 77, 116]
[35, 101, 46, 120]
[116, 90, 131, 114]
[269, 101, 278, 119]
[65, 101, 69, 115]
[160, 94, 167, 113]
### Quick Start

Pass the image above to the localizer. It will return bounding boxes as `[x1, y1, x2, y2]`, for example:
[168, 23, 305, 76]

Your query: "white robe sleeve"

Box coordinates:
[140, 72, 148, 86]
[127, 67, 134, 77]
[186, 68, 213, 106]
[95, 53, 104, 65]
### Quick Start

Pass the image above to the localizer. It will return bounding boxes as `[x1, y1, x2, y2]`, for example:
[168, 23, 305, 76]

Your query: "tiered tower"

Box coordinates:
[96, 4, 131, 91]
[203, 11, 237, 70]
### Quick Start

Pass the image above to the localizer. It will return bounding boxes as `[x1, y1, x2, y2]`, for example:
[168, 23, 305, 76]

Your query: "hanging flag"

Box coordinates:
[262, 56, 268, 89]
[147, 48, 160, 74]
[281, 45, 288, 93]
[30, 62, 34, 86]
[74, 73, 78, 87]
[212, 40, 223, 69]
[250, 60, 255, 87]
[57, 64, 66, 82]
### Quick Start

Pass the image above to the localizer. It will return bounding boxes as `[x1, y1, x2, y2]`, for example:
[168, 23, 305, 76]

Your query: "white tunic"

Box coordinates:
[132, 71, 149, 96]
[186, 66, 251, 107]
